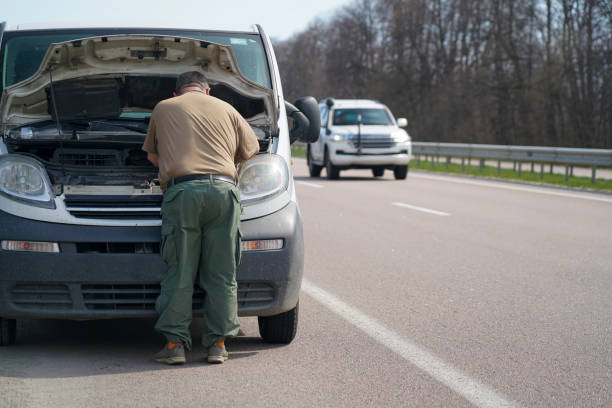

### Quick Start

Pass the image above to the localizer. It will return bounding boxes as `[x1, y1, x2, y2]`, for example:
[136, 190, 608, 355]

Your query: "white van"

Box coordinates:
[307, 98, 411, 179]
[0, 22, 319, 346]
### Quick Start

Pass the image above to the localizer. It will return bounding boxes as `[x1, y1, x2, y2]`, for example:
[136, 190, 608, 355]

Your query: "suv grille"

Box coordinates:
[349, 134, 396, 149]
[64, 194, 162, 220]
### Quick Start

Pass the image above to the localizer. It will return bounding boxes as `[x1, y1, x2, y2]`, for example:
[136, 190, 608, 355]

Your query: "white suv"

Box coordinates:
[307, 98, 411, 179]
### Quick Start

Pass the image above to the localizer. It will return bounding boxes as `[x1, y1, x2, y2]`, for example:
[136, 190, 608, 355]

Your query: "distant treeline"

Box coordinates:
[273, 0, 611, 148]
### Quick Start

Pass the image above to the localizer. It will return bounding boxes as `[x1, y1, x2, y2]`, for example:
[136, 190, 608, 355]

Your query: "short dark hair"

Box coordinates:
[175, 71, 209, 92]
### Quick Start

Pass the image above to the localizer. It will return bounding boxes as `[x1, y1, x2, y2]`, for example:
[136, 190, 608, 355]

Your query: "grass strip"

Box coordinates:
[411, 159, 612, 191]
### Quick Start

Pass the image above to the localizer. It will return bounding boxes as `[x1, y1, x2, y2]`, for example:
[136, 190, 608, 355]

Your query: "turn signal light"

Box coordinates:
[241, 239, 283, 252]
[1, 240, 60, 253]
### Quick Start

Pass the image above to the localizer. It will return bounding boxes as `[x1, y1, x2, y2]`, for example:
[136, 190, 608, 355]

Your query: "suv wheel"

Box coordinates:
[0, 318, 16, 346]
[307, 147, 322, 177]
[325, 150, 340, 180]
[258, 302, 299, 344]
[372, 167, 385, 177]
[394, 165, 408, 180]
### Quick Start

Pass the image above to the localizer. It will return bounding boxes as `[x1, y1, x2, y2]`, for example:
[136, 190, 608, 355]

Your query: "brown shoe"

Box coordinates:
[154, 343, 186, 365]
[206, 343, 228, 364]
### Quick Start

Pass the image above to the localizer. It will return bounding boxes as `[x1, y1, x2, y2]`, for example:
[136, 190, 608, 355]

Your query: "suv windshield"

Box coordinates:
[1, 28, 271, 93]
[332, 108, 392, 126]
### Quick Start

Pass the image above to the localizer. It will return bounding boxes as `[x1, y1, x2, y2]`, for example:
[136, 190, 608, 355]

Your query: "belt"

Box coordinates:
[169, 174, 236, 186]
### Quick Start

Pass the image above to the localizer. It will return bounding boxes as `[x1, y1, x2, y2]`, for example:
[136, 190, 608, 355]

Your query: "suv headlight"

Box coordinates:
[0, 155, 55, 208]
[331, 133, 348, 142]
[238, 154, 289, 205]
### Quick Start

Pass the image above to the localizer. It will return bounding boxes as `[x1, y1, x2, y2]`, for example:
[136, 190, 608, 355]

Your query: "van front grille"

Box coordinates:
[64, 194, 162, 220]
[82, 284, 205, 311]
[11, 284, 72, 310]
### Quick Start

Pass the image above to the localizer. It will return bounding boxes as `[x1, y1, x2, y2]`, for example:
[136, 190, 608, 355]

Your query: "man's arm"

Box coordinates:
[233, 113, 260, 163]
[147, 153, 159, 168]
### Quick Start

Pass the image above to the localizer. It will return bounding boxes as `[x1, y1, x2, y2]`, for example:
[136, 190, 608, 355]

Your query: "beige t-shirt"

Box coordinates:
[142, 91, 259, 189]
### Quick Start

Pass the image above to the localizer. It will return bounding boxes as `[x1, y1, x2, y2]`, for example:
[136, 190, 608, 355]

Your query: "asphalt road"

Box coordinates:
[1, 158, 611, 407]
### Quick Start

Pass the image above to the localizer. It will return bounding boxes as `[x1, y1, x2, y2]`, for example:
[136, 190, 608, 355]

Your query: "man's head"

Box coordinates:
[174, 71, 210, 96]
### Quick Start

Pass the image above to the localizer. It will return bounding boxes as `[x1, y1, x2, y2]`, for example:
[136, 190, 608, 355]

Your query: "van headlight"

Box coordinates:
[238, 154, 289, 205]
[0, 155, 55, 208]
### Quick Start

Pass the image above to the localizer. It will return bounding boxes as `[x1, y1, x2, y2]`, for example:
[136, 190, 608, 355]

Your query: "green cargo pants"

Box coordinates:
[155, 178, 242, 350]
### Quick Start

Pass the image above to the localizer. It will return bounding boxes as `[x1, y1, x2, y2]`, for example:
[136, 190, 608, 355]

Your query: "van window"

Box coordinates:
[1, 29, 271, 91]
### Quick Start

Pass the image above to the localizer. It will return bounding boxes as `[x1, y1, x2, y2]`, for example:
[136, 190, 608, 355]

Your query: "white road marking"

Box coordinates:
[301, 279, 519, 408]
[392, 202, 451, 216]
[410, 173, 612, 203]
[296, 181, 324, 189]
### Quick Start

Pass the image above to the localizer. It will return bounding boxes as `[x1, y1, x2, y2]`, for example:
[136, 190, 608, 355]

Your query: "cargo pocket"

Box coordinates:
[161, 187, 184, 217]
[160, 224, 178, 267]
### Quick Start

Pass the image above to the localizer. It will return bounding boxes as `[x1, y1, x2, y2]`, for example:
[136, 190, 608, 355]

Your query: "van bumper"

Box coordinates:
[0, 202, 303, 320]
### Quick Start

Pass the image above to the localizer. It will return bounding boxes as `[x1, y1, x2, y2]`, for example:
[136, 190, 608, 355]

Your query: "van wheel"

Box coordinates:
[0, 318, 16, 346]
[372, 167, 385, 177]
[325, 150, 340, 180]
[307, 147, 322, 177]
[258, 302, 299, 344]
[394, 165, 408, 180]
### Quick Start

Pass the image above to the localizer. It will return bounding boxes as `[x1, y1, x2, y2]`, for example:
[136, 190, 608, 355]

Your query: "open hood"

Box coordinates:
[1, 34, 275, 134]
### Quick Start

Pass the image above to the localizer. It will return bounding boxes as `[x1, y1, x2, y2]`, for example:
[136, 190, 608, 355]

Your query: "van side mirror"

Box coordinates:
[397, 118, 408, 128]
[285, 96, 320, 144]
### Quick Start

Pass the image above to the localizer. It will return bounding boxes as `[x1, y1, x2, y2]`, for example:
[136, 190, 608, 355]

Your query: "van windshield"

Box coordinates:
[0, 28, 271, 92]
[332, 109, 393, 126]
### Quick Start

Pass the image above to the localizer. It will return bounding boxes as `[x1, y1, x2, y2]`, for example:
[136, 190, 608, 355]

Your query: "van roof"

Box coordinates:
[3, 22, 260, 34]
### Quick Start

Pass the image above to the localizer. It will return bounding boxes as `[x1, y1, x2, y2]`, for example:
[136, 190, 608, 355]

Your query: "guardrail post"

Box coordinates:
[592, 166, 596, 184]
[550, 163, 554, 175]
[570, 165, 574, 176]
[564, 165, 569, 181]
[530, 161, 535, 173]
[497, 160, 501, 175]
[540, 163, 544, 179]
[513, 161, 516, 171]
[461, 157, 465, 171]
[479, 159, 484, 173]
[445, 157, 450, 169]
[518, 162, 522, 176]
[431, 155, 435, 168]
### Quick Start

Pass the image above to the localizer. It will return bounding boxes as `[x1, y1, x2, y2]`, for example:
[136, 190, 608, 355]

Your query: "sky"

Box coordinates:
[2, 0, 352, 40]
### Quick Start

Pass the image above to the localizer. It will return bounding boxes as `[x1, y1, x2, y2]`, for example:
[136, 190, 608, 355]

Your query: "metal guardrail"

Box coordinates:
[411, 142, 612, 183]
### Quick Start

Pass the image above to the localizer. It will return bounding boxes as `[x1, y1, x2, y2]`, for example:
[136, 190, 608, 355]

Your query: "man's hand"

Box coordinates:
[148, 153, 159, 168]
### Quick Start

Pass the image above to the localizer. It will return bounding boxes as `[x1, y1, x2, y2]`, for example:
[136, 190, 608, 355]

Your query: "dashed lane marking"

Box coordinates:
[392, 202, 451, 216]
[296, 181, 324, 189]
[302, 279, 519, 408]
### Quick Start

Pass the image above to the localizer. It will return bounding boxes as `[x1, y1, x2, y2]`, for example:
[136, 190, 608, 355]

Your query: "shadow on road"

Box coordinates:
[0, 318, 281, 379]
[293, 175, 397, 182]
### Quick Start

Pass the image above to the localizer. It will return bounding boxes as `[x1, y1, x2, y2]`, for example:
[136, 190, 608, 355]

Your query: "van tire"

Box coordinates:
[307, 147, 322, 177]
[258, 302, 299, 344]
[394, 165, 408, 180]
[372, 167, 385, 177]
[325, 150, 340, 180]
[0, 318, 16, 346]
